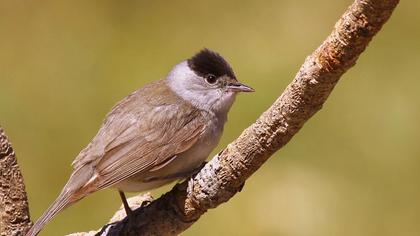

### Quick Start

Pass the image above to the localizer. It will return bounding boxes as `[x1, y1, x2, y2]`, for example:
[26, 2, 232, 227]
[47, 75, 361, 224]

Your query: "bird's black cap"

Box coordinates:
[188, 49, 236, 80]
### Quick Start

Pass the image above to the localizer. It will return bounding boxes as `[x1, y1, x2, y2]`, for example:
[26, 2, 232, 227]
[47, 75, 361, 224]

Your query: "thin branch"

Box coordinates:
[0, 127, 32, 236]
[70, 0, 399, 235]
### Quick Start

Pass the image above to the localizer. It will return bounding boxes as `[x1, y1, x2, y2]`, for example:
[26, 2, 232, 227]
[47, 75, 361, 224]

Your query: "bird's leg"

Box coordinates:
[118, 191, 133, 217]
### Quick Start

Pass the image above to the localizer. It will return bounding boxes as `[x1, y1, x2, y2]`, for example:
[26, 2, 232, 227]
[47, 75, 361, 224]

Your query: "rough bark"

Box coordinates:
[0, 128, 32, 235]
[0, 0, 399, 235]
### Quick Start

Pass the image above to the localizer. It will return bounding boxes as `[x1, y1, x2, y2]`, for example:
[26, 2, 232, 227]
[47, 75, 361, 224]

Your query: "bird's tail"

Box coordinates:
[25, 189, 74, 236]
[25, 166, 94, 236]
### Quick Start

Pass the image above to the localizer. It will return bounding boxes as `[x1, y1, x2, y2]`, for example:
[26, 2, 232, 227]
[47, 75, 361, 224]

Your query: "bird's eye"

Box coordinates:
[205, 74, 217, 84]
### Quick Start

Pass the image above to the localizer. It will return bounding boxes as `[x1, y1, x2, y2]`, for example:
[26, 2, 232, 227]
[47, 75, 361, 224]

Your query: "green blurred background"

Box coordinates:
[1, 0, 419, 235]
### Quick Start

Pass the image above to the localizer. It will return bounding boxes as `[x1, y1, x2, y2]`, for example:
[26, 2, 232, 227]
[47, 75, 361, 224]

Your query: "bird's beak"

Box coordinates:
[226, 81, 255, 93]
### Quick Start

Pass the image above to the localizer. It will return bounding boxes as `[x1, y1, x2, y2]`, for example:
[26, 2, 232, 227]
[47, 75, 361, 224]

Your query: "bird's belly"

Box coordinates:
[114, 123, 223, 192]
[114, 178, 174, 192]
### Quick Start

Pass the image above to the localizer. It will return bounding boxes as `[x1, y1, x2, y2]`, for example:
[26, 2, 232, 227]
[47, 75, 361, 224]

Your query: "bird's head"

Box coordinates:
[167, 48, 254, 114]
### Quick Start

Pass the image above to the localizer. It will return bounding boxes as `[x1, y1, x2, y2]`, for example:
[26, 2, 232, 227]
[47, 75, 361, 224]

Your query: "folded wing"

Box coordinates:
[71, 79, 206, 191]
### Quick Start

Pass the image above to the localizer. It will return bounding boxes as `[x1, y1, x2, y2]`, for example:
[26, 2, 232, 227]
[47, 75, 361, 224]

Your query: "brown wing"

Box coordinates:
[71, 79, 206, 190]
[94, 110, 205, 189]
[27, 80, 207, 236]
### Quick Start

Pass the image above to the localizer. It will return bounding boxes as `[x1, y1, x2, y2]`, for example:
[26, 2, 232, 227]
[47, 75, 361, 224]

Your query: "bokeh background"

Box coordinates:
[1, 0, 419, 235]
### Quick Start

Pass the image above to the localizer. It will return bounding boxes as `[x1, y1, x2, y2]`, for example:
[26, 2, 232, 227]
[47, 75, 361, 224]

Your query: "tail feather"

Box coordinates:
[25, 190, 73, 236]
[25, 166, 94, 236]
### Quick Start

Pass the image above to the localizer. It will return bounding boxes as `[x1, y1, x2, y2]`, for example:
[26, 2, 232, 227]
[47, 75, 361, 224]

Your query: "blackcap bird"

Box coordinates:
[26, 49, 254, 236]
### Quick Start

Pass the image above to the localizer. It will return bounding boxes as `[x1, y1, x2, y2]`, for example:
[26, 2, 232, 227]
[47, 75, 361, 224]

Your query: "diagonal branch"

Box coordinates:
[0, 127, 32, 236]
[0, 0, 399, 235]
[69, 0, 399, 235]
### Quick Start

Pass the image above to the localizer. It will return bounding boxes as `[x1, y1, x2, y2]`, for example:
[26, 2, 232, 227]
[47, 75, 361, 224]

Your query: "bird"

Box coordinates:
[26, 48, 254, 236]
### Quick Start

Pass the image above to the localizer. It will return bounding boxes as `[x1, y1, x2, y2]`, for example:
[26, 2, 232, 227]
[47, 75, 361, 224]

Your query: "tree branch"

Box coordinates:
[70, 0, 399, 235]
[0, 0, 399, 235]
[0, 127, 32, 236]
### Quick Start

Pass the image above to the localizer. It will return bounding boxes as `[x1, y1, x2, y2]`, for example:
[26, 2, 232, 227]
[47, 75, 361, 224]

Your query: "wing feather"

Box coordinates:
[71, 80, 207, 191]
[94, 113, 205, 189]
